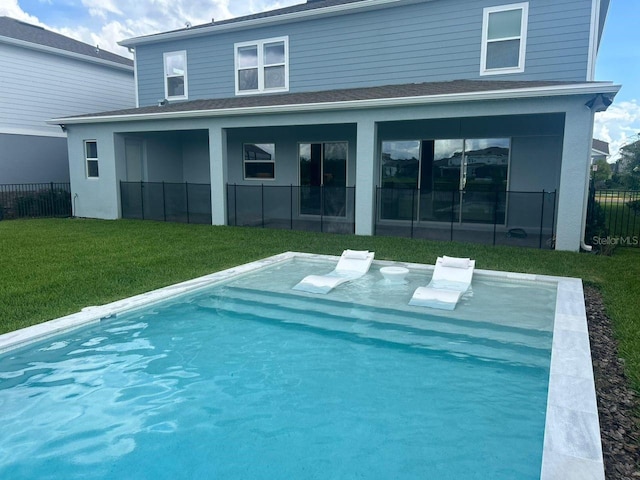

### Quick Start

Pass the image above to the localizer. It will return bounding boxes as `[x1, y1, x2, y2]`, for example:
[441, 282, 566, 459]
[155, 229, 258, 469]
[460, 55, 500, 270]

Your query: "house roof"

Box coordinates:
[52, 79, 621, 125]
[120, 0, 394, 47]
[592, 139, 610, 155]
[0, 16, 133, 68]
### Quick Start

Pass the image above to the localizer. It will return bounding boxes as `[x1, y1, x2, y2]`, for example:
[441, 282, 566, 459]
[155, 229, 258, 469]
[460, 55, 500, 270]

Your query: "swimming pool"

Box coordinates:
[0, 252, 604, 479]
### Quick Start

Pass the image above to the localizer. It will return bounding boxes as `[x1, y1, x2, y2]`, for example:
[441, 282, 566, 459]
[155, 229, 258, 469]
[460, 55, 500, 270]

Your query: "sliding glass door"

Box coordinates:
[460, 139, 509, 223]
[380, 138, 509, 224]
[299, 142, 347, 216]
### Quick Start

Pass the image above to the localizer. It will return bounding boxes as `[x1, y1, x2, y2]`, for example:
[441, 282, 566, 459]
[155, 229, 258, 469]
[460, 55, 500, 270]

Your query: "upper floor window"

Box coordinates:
[235, 37, 289, 95]
[480, 3, 528, 75]
[85, 140, 99, 178]
[164, 50, 188, 100]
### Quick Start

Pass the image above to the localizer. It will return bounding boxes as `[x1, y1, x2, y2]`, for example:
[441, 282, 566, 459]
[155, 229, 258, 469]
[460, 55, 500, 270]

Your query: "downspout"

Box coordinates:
[581, 93, 613, 252]
[128, 47, 139, 108]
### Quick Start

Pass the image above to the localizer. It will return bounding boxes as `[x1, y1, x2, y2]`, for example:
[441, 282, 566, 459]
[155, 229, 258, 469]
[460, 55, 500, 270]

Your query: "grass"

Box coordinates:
[1, 218, 640, 393]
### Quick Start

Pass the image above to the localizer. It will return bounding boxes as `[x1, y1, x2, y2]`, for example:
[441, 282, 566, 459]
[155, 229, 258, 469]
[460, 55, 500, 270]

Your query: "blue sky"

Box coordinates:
[2, 0, 638, 160]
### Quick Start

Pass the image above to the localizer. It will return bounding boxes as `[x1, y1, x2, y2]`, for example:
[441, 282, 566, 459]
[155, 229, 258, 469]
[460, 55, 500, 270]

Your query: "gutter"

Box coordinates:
[49, 82, 621, 126]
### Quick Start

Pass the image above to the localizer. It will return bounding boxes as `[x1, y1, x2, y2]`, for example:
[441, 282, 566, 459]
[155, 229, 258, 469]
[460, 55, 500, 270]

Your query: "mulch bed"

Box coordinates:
[585, 286, 640, 479]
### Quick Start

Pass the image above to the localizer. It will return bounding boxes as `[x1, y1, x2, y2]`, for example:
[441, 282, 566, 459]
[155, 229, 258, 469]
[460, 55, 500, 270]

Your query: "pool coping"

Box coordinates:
[0, 251, 603, 480]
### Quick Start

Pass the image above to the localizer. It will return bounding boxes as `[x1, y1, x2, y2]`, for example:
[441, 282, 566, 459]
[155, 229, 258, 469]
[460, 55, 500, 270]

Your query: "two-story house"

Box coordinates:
[0, 16, 135, 184]
[53, 0, 618, 251]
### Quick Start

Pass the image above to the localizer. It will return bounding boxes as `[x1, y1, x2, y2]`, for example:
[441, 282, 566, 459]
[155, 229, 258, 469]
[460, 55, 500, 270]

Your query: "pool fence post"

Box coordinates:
[185, 182, 190, 224]
[320, 186, 324, 233]
[140, 181, 145, 220]
[261, 183, 264, 228]
[450, 189, 456, 241]
[550, 190, 557, 249]
[162, 181, 167, 222]
[492, 190, 498, 246]
[290, 184, 293, 230]
[374, 187, 378, 236]
[539, 190, 546, 249]
[410, 188, 415, 238]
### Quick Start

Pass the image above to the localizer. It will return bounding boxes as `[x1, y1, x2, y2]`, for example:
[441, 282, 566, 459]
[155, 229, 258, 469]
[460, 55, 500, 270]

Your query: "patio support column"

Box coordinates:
[355, 117, 377, 236]
[555, 105, 595, 251]
[209, 125, 228, 225]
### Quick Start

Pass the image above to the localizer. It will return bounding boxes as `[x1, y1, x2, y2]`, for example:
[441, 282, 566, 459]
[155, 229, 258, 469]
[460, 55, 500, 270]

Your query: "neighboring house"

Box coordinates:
[0, 16, 135, 184]
[591, 138, 610, 163]
[54, 0, 618, 251]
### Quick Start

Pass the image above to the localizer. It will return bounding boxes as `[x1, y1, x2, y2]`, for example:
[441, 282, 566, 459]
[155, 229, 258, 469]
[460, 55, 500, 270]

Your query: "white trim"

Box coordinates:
[51, 82, 621, 126]
[119, 0, 406, 47]
[480, 2, 529, 76]
[84, 139, 99, 179]
[234, 36, 289, 96]
[0, 126, 66, 138]
[0, 35, 133, 72]
[133, 48, 140, 108]
[163, 50, 188, 101]
[591, 148, 608, 157]
[586, 0, 601, 81]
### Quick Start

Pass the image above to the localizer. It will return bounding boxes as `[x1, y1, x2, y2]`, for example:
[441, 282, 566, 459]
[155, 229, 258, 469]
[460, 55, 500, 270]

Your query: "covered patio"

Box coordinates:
[58, 79, 618, 250]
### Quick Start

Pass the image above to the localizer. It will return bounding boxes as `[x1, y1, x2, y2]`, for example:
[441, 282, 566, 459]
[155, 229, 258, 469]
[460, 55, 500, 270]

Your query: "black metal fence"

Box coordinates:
[119, 182, 558, 248]
[0, 183, 71, 220]
[375, 188, 557, 249]
[120, 181, 212, 224]
[227, 184, 356, 234]
[587, 188, 640, 248]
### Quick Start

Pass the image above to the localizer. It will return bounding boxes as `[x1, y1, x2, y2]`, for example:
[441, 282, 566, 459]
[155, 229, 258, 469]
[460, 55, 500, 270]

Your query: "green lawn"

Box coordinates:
[2, 218, 640, 392]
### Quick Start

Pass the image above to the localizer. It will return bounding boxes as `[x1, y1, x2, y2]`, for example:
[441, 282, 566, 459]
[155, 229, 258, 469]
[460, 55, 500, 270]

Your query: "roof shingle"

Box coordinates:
[0, 16, 133, 67]
[122, 0, 367, 44]
[61, 79, 598, 120]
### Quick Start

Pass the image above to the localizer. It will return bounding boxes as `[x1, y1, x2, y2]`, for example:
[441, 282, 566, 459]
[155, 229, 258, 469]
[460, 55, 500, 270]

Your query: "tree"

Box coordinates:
[618, 134, 640, 173]
[611, 134, 640, 190]
[591, 158, 611, 188]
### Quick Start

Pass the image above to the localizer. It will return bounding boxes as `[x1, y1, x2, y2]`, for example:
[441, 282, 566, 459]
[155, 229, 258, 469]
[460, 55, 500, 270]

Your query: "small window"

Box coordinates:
[235, 37, 288, 95]
[244, 144, 275, 180]
[480, 3, 528, 75]
[85, 140, 99, 178]
[164, 51, 188, 99]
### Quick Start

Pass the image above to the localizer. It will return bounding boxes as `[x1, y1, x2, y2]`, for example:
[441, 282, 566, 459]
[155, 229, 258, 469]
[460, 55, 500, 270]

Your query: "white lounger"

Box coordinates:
[292, 250, 375, 294]
[409, 256, 475, 310]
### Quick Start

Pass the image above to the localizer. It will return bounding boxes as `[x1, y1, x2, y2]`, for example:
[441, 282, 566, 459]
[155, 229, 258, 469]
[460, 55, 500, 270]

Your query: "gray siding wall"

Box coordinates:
[0, 43, 134, 137]
[136, 0, 593, 107]
[0, 133, 69, 183]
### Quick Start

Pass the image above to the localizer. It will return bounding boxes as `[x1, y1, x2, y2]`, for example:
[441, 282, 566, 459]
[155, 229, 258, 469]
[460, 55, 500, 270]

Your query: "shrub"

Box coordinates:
[627, 199, 640, 215]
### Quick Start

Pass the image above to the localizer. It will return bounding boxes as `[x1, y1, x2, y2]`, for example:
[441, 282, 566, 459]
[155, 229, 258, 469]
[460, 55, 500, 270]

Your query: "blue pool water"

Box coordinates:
[0, 259, 556, 479]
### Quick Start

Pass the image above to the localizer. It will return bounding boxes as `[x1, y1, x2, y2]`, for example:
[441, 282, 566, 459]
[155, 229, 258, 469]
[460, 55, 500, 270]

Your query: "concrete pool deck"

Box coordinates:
[0, 252, 603, 479]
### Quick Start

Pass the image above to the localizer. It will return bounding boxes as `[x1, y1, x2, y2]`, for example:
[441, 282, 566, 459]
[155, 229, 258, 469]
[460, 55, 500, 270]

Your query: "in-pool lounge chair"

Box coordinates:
[293, 250, 375, 294]
[409, 256, 475, 310]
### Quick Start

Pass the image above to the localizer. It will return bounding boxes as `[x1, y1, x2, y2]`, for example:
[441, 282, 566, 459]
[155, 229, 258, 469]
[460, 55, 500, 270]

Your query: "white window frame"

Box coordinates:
[84, 140, 99, 179]
[234, 36, 289, 95]
[163, 50, 188, 100]
[243, 143, 276, 181]
[480, 2, 529, 76]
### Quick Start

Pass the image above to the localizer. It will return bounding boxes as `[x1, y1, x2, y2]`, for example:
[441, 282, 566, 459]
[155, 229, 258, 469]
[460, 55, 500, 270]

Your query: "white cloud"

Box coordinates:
[594, 100, 640, 162]
[0, 0, 44, 25]
[1, 0, 300, 58]
[82, 0, 124, 20]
